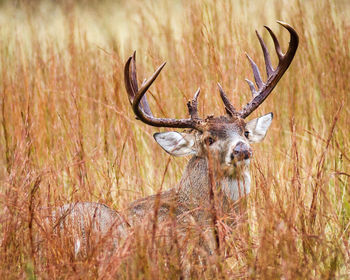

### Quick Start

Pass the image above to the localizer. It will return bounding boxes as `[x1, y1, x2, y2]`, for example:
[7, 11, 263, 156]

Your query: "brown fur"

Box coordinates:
[44, 116, 254, 256]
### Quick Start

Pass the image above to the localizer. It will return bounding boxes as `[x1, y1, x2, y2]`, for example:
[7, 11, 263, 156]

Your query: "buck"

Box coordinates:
[44, 21, 298, 256]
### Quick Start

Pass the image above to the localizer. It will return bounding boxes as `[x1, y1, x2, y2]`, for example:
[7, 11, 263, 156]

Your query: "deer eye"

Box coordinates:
[205, 137, 215, 146]
[244, 131, 249, 138]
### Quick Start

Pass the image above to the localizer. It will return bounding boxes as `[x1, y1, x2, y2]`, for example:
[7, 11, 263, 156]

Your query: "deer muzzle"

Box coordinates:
[231, 142, 252, 162]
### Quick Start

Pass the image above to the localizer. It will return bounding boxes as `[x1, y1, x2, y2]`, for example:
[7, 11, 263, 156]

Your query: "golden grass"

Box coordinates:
[0, 0, 349, 278]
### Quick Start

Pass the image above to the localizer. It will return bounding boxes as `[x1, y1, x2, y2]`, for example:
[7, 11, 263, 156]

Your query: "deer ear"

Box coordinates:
[245, 112, 273, 143]
[153, 132, 197, 156]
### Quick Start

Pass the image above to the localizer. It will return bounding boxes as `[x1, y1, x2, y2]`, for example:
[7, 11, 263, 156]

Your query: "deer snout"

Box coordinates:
[231, 142, 252, 161]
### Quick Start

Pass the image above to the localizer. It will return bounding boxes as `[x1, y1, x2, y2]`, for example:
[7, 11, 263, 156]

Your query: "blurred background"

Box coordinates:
[0, 0, 349, 278]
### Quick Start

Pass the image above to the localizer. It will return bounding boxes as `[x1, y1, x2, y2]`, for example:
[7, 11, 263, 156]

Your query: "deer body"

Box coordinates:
[127, 154, 250, 225]
[46, 21, 298, 257]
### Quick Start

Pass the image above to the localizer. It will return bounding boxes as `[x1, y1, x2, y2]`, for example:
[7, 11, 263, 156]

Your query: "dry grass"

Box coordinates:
[0, 0, 349, 278]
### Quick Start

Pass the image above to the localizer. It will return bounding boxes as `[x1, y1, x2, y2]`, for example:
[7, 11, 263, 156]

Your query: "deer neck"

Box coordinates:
[176, 156, 251, 207]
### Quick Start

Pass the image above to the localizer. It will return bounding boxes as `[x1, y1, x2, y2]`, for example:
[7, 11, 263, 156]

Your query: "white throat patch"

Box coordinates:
[220, 169, 251, 201]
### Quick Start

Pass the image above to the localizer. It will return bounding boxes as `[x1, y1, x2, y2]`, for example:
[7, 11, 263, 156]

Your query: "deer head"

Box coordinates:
[124, 21, 298, 199]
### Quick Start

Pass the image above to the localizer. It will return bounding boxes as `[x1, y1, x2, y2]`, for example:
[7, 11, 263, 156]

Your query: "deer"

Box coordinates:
[40, 21, 298, 258]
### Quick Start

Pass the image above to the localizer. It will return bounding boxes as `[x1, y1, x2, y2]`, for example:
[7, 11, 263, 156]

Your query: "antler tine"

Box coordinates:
[217, 83, 238, 116]
[264, 25, 283, 60]
[256, 30, 274, 77]
[139, 78, 153, 117]
[245, 78, 258, 97]
[187, 88, 201, 120]
[245, 53, 264, 89]
[124, 52, 137, 104]
[124, 52, 204, 129]
[239, 21, 299, 118]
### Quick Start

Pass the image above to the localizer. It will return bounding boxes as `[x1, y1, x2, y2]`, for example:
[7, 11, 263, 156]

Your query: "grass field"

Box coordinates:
[0, 0, 349, 278]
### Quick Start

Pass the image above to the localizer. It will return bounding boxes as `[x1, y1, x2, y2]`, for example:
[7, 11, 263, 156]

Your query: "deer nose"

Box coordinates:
[231, 142, 252, 161]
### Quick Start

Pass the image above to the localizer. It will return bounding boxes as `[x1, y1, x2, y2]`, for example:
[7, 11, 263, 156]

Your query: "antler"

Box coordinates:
[124, 22, 298, 129]
[219, 21, 299, 118]
[124, 52, 204, 129]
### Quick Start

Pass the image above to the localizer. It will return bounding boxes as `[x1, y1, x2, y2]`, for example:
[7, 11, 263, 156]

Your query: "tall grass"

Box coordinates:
[0, 0, 349, 278]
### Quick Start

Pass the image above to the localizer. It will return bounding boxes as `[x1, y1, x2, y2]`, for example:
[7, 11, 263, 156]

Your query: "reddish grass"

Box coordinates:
[0, 0, 349, 278]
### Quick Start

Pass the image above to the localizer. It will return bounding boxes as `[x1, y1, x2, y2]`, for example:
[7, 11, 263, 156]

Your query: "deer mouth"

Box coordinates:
[233, 158, 250, 167]
[220, 159, 250, 178]
[223, 158, 250, 173]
